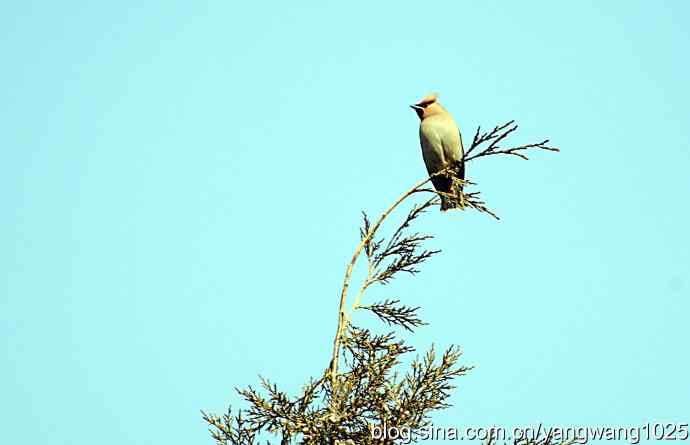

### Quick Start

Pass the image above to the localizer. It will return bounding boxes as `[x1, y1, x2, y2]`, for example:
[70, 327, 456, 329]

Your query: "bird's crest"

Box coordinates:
[415, 92, 439, 106]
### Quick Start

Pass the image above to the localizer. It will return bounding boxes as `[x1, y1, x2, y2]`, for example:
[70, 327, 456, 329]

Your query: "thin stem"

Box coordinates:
[329, 176, 434, 393]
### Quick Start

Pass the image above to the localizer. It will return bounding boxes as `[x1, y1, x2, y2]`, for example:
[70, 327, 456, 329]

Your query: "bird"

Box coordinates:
[410, 93, 465, 211]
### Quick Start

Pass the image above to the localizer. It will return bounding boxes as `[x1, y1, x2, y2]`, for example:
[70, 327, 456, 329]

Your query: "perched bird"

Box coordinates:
[410, 93, 465, 211]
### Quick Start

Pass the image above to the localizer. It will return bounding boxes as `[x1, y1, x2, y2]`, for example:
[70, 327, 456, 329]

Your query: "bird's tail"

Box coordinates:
[439, 164, 465, 212]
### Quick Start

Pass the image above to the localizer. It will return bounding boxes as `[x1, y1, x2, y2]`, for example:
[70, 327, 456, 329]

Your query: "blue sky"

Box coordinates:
[1, 1, 689, 444]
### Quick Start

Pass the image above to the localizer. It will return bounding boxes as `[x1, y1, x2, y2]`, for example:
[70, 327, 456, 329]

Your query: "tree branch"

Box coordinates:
[464, 120, 559, 162]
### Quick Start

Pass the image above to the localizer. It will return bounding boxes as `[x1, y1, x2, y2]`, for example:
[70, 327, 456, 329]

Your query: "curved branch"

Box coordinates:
[329, 175, 436, 392]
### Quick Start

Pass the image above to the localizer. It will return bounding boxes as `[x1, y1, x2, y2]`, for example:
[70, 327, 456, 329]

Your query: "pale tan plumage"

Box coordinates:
[410, 93, 465, 211]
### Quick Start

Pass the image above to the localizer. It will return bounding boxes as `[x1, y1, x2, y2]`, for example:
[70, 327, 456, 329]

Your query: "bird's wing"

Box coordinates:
[440, 119, 462, 164]
[439, 117, 464, 181]
[420, 122, 453, 198]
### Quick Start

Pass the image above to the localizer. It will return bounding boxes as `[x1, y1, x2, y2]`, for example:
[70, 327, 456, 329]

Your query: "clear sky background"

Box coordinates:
[1, 1, 689, 444]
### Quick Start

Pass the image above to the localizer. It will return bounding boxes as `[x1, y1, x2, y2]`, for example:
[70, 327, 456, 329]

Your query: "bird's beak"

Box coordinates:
[410, 104, 423, 111]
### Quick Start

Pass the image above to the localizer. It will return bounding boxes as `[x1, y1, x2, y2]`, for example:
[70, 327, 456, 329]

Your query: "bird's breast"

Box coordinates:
[419, 116, 461, 171]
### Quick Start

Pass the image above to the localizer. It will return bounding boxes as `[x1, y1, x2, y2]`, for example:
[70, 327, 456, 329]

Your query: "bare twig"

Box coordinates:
[464, 121, 559, 162]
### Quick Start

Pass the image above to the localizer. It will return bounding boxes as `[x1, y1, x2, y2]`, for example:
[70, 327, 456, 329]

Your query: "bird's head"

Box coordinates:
[410, 93, 444, 120]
